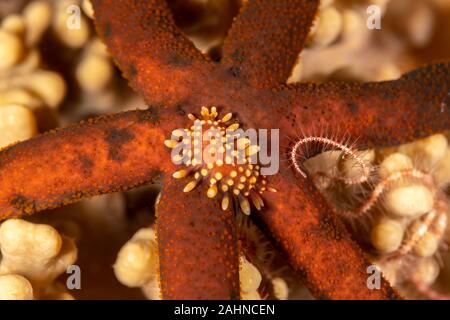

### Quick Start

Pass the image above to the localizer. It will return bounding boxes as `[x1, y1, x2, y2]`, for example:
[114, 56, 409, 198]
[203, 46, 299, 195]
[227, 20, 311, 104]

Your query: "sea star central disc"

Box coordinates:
[165, 106, 276, 215]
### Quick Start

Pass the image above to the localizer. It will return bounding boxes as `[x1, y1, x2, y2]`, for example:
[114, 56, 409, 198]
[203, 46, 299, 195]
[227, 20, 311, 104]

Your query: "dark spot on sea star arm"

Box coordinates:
[175, 103, 187, 116]
[76, 154, 95, 176]
[346, 101, 359, 114]
[222, 0, 319, 88]
[316, 213, 343, 242]
[129, 64, 138, 77]
[166, 52, 192, 67]
[102, 21, 111, 37]
[105, 127, 134, 162]
[10, 195, 36, 215]
[135, 105, 162, 124]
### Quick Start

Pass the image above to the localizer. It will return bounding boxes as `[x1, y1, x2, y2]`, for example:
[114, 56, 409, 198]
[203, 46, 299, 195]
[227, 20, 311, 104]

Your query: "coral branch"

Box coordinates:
[92, 0, 213, 105]
[157, 180, 240, 299]
[257, 171, 400, 299]
[222, 0, 319, 87]
[0, 109, 177, 220]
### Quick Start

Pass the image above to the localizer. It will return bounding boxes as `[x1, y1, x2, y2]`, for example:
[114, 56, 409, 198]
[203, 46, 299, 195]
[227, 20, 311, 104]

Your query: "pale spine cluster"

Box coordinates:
[165, 106, 276, 215]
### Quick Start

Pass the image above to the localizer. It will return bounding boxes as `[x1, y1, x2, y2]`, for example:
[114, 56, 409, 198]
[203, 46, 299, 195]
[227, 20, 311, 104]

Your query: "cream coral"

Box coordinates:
[0, 274, 33, 300]
[384, 184, 434, 218]
[76, 50, 114, 92]
[398, 134, 448, 170]
[0, 104, 37, 148]
[53, 0, 90, 48]
[379, 153, 414, 179]
[239, 255, 262, 294]
[371, 218, 405, 253]
[113, 227, 161, 300]
[23, 0, 52, 46]
[0, 30, 24, 71]
[0, 219, 78, 299]
[113, 228, 159, 288]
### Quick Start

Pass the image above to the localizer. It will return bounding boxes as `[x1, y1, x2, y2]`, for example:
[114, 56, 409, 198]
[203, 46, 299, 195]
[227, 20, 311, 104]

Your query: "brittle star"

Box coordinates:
[0, 0, 448, 299]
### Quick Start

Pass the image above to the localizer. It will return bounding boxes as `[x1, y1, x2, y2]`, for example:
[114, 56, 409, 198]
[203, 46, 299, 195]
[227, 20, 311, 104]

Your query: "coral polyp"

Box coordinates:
[164, 106, 276, 215]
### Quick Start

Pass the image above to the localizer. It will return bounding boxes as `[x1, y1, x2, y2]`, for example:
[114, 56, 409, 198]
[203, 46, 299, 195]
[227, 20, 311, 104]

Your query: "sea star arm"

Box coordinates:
[0, 109, 176, 220]
[221, 0, 319, 88]
[92, 0, 213, 105]
[258, 171, 400, 299]
[157, 180, 240, 299]
[276, 62, 450, 148]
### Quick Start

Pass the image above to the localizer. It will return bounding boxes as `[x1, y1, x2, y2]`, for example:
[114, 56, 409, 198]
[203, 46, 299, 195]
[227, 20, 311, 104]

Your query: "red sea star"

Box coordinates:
[0, 0, 448, 299]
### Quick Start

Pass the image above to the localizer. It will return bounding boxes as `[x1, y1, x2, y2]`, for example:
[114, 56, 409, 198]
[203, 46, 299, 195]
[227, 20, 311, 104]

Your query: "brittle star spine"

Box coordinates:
[290, 135, 372, 185]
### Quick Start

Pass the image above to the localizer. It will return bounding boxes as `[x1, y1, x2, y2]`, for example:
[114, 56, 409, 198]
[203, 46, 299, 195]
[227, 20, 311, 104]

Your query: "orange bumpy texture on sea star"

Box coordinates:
[0, 0, 448, 299]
